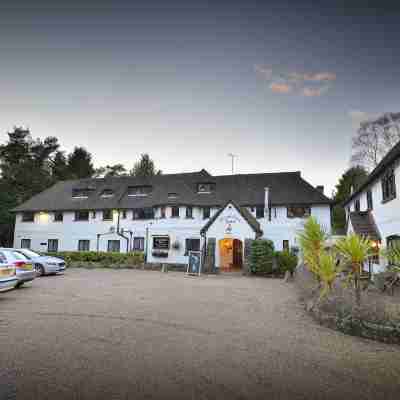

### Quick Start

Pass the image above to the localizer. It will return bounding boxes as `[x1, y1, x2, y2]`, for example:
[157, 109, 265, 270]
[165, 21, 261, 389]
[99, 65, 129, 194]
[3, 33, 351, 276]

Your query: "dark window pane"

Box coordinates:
[287, 206, 311, 218]
[22, 212, 35, 222]
[256, 206, 264, 219]
[107, 240, 120, 252]
[78, 240, 90, 251]
[203, 207, 210, 219]
[133, 237, 145, 251]
[283, 240, 289, 251]
[171, 206, 180, 218]
[48, 239, 59, 252]
[103, 209, 113, 220]
[160, 207, 166, 218]
[367, 190, 373, 210]
[54, 212, 63, 222]
[21, 239, 31, 249]
[186, 206, 193, 218]
[75, 211, 89, 221]
[132, 208, 154, 220]
[355, 199, 360, 212]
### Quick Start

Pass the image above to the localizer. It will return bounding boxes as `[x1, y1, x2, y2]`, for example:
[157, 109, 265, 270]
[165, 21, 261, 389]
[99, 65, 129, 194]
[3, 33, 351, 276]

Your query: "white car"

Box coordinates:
[0, 254, 17, 293]
[0, 248, 36, 288]
[15, 249, 66, 276]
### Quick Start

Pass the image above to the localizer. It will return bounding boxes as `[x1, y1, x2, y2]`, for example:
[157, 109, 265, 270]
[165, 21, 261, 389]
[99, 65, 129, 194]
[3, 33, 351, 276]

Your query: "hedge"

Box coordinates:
[45, 251, 145, 267]
[275, 250, 298, 275]
[250, 239, 275, 274]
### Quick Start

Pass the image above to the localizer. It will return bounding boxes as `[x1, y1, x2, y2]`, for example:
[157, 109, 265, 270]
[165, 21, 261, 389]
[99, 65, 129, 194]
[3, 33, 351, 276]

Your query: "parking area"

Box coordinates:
[0, 269, 399, 400]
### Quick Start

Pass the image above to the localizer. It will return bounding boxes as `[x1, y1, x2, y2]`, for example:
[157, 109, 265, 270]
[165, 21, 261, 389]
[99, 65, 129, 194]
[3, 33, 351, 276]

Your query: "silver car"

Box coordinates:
[15, 249, 66, 276]
[0, 249, 36, 288]
[0, 254, 18, 293]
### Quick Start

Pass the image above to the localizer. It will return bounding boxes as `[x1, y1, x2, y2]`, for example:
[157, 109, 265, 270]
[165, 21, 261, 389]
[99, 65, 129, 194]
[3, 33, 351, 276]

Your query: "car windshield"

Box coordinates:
[19, 249, 40, 259]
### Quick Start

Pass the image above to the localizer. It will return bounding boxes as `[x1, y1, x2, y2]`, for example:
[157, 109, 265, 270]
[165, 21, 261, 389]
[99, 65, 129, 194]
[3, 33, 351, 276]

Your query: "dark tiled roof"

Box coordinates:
[13, 169, 331, 212]
[200, 201, 263, 237]
[344, 140, 400, 205]
[348, 211, 381, 241]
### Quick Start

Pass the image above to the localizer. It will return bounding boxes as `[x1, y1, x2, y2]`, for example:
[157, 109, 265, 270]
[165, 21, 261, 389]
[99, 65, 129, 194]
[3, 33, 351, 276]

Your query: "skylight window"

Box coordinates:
[72, 188, 92, 198]
[127, 186, 152, 197]
[197, 183, 215, 194]
[100, 189, 114, 198]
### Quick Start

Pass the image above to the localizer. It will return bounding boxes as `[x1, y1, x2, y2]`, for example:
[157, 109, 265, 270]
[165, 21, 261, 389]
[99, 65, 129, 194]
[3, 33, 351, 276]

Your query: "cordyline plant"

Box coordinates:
[298, 217, 342, 300]
[298, 217, 327, 280]
[334, 234, 374, 306]
[317, 250, 342, 300]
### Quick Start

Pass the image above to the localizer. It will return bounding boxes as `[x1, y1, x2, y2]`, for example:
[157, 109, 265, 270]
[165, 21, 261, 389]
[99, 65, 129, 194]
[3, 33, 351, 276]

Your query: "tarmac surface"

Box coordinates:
[0, 269, 399, 400]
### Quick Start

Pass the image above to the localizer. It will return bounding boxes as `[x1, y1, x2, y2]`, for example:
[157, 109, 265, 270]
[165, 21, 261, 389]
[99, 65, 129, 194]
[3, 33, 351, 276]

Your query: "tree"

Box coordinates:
[332, 166, 368, 232]
[51, 151, 71, 181]
[67, 147, 95, 179]
[351, 112, 400, 169]
[335, 234, 373, 306]
[297, 217, 341, 301]
[94, 164, 127, 178]
[0, 127, 60, 245]
[130, 154, 161, 178]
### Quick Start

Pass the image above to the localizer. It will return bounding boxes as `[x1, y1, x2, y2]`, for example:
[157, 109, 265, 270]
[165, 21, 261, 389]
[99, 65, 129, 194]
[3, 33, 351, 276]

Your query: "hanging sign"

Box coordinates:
[186, 251, 201, 276]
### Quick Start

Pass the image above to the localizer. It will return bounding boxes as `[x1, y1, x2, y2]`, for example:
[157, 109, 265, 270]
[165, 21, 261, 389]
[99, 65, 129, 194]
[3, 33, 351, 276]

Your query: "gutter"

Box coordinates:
[116, 210, 130, 252]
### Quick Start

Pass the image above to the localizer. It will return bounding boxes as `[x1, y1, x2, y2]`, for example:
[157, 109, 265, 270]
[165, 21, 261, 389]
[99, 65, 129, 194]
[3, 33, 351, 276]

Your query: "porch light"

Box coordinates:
[38, 211, 49, 223]
[371, 240, 380, 249]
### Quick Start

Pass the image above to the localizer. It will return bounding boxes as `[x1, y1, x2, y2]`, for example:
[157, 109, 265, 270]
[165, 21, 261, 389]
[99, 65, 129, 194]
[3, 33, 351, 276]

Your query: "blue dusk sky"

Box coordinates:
[1, 1, 399, 195]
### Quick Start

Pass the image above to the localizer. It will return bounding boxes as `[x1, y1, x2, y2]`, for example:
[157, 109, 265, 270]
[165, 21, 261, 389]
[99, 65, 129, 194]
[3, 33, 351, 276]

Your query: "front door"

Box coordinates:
[219, 238, 243, 272]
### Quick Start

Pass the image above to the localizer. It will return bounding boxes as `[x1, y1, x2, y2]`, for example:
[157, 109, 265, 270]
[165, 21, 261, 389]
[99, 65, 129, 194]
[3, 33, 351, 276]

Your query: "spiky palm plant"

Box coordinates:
[317, 250, 342, 300]
[298, 216, 327, 279]
[335, 234, 373, 305]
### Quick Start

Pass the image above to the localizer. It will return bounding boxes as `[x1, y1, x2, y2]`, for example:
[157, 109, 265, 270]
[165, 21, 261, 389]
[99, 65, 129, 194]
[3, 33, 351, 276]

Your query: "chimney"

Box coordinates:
[316, 185, 324, 194]
[264, 187, 269, 211]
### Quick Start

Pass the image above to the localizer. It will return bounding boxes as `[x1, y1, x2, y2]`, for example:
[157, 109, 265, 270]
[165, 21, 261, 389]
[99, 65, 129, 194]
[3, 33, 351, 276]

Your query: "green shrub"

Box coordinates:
[44, 251, 145, 267]
[276, 250, 298, 275]
[250, 239, 275, 274]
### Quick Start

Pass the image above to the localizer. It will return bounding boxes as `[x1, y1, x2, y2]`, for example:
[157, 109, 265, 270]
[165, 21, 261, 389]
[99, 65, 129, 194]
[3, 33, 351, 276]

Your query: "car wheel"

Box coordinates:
[16, 282, 24, 288]
[35, 264, 45, 276]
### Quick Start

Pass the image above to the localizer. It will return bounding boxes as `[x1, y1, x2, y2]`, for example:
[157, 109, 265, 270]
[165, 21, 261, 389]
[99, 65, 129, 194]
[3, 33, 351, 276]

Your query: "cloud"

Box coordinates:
[302, 87, 324, 97]
[254, 64, 273, 80]
[270, 82, 292, 93]
[304, 72, 336, 82]
[255, 65, 336, 97]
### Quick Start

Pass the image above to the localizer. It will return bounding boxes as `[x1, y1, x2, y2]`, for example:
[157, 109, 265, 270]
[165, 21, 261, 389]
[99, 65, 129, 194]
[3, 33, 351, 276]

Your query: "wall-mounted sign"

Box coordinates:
[186, 251, 201, 276]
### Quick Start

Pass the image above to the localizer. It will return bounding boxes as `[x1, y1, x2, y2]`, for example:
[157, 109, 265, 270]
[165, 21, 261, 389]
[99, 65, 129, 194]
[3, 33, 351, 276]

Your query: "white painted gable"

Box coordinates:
[205, 203, 257, 241]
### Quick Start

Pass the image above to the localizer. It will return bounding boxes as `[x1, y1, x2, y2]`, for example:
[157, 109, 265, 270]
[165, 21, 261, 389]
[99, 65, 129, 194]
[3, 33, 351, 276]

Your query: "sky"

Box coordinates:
[1, 1, 400, 196]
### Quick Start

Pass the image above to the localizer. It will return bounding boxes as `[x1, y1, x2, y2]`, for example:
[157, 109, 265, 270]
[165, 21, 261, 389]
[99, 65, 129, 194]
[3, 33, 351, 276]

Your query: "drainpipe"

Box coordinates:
[116, 210, 129, 253]
[201, 231, 206, 272]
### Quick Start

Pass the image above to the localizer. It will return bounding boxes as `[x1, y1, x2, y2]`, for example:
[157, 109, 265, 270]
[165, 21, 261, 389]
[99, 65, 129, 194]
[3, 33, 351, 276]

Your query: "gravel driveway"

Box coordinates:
[0, 269, 399, 400]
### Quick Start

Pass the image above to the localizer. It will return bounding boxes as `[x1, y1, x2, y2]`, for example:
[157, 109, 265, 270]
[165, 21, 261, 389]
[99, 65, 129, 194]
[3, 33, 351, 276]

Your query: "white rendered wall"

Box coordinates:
[14, 203, 331, 264]
[346, 160, 400, 252]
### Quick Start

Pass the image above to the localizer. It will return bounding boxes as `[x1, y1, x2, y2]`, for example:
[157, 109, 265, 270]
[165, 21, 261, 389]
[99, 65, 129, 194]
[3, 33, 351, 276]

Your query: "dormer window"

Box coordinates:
[72, 188, 92, 198]
[168, 193, 178, 199]
[127, 185, 152, 197]
[197, 183, 215, 194]
[100, 189, 114, 198]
